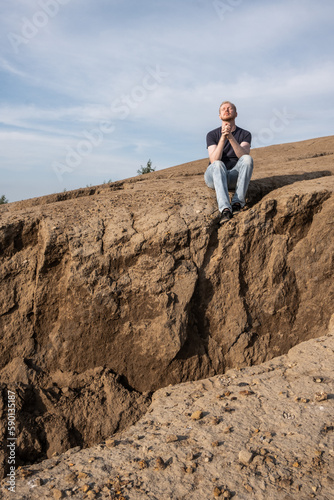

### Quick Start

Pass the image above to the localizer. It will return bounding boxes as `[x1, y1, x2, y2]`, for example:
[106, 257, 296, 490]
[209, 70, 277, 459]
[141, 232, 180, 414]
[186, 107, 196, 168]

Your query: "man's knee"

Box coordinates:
[240, 154, 253, 167]
[211, 160, 227, 172]
[239, 155, 253, 174]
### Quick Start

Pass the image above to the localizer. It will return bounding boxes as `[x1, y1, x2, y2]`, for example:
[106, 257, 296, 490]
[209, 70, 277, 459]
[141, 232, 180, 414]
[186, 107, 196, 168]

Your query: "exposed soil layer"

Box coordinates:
[0, 136, 333, 477]
[3, 330, 333, 499]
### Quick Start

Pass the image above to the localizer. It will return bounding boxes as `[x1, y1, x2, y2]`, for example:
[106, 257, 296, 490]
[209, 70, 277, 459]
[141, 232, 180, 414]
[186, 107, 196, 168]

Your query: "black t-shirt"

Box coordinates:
[206, 125, 252, 170]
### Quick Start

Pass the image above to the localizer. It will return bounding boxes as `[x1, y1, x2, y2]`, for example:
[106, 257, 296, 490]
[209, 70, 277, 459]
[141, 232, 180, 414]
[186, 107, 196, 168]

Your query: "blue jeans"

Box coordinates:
[204, 155, 253, 212]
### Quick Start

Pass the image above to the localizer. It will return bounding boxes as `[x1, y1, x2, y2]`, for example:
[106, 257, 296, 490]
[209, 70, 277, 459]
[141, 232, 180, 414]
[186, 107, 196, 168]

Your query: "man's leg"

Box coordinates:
[204, 161, 231, 212]
[229, 155, 253, 207]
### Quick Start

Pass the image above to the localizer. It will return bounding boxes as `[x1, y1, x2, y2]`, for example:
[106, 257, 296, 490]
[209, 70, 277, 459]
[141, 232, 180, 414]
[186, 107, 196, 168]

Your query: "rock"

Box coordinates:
[154, 457, 166, 470]
[166, 434, 179, 443]
[295, 396, 309, 403]
[213, 486, 222, 497]
[238, 450, 253, 465]
[52, 489, 64, 499]
[223, 406, 234, 413]
[77, 472, 89, 479]
[217, 391, 231, 399]
[252, 455, 265, 466]
[105, 439, 117, 449]
[138, 460, 148, 470]
[265, 455, 275, 465]
[203, 451, 213, 462]
[85, 492, 98, 499]
[191, 410, 204, 421]
[314, 392, 328, 402]
[19, 469, 33, 478]
[185, 464, 196, 474]
[65, 446, 81, 455]
[65, 472, 77, 483]
[239, 389, 255, 396]
[223, 426, 233, 434]
[79, 484, 90, 492]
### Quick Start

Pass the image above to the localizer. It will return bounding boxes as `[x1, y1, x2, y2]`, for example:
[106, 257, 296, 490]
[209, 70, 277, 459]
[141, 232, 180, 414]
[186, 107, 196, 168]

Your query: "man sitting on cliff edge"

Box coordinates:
[205, 101, 253, 223]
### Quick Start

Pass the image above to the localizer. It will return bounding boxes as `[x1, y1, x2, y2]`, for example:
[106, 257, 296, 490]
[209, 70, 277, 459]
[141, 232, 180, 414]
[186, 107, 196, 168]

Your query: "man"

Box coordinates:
[205, 101, 253, 223]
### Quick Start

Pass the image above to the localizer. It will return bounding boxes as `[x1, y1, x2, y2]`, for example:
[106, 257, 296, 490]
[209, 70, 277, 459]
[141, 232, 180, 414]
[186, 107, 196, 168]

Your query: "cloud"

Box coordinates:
[0, 0, 334, 202]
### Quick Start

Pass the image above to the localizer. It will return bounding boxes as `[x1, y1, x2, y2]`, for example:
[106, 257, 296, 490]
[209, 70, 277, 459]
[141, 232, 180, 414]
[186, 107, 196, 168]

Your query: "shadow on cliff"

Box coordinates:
[246, 170, 332, 206]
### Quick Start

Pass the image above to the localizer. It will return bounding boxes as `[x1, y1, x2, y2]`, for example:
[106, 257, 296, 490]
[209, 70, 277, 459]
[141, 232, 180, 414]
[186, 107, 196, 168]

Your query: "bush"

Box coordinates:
[137, 159, 156, 175]
[0, 195, 9, 204]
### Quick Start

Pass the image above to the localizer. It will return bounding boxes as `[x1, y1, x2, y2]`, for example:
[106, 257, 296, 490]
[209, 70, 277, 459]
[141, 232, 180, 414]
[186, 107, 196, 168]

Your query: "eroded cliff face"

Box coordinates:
[0, 136, 333, 474]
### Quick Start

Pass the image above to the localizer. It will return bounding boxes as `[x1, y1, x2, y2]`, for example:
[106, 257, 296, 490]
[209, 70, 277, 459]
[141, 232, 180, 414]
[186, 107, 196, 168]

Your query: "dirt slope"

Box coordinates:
[3, 327, 333, 499]
[0, 136, 333, 485]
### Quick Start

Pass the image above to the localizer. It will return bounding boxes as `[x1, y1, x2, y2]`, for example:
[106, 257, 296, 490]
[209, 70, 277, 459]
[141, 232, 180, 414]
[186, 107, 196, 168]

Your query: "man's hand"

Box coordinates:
[221, 123, 232, 139]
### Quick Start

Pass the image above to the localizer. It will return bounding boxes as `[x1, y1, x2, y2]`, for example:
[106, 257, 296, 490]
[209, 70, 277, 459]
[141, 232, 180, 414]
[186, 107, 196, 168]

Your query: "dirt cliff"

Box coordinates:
[0, 135, 333, 480]
[3, 328, 333, 499]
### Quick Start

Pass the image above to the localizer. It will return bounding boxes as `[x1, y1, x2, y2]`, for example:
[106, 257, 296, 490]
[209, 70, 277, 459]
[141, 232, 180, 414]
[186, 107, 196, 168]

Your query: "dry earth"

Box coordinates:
[1, 328, 333, 499]
[0, 135, 334, 498]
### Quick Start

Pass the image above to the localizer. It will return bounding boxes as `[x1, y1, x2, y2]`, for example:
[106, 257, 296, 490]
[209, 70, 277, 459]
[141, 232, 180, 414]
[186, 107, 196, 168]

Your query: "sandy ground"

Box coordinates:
[2, 326, 333, 500]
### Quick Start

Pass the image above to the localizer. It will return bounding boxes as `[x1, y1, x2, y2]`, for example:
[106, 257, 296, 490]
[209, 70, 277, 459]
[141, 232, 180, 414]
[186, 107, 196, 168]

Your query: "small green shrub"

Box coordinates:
[0, 195, 9, 204]
[137, 159, 156, 175]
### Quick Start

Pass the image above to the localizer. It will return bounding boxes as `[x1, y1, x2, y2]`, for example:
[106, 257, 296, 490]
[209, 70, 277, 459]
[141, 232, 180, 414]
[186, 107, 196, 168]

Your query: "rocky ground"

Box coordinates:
[1, 327, 333, 499]
[0, 135, 334, 498]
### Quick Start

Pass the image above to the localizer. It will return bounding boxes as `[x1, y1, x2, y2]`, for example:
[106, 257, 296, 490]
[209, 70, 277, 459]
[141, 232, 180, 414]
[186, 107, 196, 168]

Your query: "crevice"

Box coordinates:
[0, 303, 19, 318]
[287, 151, 334, 161]
[171, 188, 332, 386]
[0, 161, 333, 477]
[99, 218, 106, 255]
[0, 218, 40, 259]
[274, 191, 331, 252]
[246, 170, 332, 207]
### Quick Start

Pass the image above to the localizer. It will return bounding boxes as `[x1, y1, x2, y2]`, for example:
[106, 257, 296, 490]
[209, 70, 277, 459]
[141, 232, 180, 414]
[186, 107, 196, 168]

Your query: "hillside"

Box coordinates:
[0, 136, 334, 498]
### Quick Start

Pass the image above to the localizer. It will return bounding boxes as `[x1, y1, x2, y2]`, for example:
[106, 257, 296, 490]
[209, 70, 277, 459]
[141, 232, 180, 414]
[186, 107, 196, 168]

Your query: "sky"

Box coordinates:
[1, 0, 334, 202]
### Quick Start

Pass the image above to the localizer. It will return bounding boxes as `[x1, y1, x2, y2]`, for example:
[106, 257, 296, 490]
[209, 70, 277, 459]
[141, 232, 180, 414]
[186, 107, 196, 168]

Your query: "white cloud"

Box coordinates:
[0, 0, 334, 202]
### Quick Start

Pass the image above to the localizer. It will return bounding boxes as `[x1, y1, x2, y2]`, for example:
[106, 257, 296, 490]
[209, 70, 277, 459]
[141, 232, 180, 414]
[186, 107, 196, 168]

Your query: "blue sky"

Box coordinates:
[1, 0, 334, 202]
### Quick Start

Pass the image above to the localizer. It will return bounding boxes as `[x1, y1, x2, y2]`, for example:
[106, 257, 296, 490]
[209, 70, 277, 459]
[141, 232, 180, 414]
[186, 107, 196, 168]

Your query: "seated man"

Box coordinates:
[205, 101, 253, 223]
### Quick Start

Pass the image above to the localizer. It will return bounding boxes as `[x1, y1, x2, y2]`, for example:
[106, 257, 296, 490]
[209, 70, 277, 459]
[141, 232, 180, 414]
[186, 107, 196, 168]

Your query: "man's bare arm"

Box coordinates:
[228, 134, 251, 157]
[208, 136, 226, 164]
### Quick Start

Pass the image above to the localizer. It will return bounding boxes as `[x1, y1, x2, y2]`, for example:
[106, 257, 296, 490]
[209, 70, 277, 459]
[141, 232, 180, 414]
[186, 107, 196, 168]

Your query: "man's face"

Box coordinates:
[219, 103, 237, 121]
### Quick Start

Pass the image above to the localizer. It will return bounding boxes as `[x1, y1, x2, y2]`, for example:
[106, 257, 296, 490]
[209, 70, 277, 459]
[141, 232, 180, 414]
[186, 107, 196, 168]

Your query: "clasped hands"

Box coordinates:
[221, 123, 232, 139]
